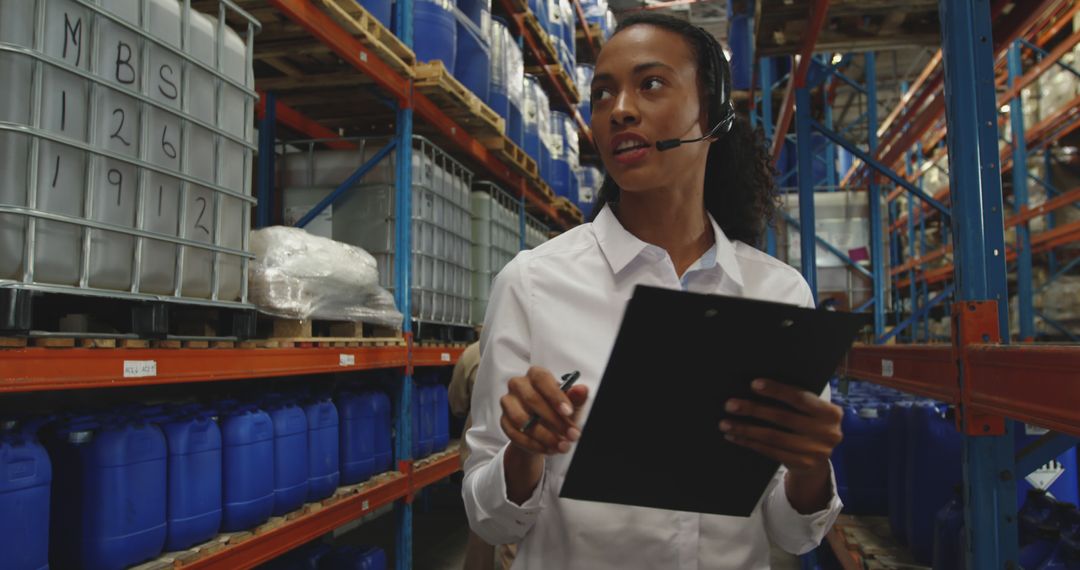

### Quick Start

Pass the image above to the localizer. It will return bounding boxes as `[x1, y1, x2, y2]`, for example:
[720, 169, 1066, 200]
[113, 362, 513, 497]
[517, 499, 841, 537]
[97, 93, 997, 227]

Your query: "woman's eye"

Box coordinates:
[643, 78, 664, 90]
[592, 89, 613, 101]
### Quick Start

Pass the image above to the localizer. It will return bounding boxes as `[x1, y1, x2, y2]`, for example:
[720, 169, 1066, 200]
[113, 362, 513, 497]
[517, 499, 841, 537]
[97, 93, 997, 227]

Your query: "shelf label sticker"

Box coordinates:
[1025, 423, 1050, 436]
[123, 360, 157, 378]
[339, 354, 356, 367]
[361, 500, 370, 511]
[1026, 459, 1065, 491]
[440, 353, 451, 362]
[881, 359, 894, 378]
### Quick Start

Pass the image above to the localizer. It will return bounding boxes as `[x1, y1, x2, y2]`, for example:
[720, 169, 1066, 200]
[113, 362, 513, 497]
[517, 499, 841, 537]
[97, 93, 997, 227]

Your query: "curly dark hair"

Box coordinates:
[588, 13, 779, 247]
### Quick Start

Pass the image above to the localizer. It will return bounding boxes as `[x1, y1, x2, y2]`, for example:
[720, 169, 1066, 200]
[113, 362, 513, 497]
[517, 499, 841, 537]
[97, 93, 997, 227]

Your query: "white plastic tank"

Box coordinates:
[36, 0, 93, 286]
[180, 9, 218, 299]
[88, 0, 141, 291]
[506, 34, 524, 113]
[215, 19, 252, 302]
[181, 11, 248, 301]
[0, 0, 254, 303]
[0, 0, 35, 282]
[142, 0, 183, 294]
[280, 138, 474, 326]
[564, 113, 579, 168]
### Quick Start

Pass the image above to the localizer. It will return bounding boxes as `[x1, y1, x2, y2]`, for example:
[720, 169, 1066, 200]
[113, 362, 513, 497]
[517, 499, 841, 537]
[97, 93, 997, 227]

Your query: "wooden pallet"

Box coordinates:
[830, 515, 928, 570]
[414, 440, 462, 469]
[535, 180, 555, 202]
[526, 63, 581, 106]
[161, 472, 404, 568]
[482, 134, 539, 180]
[575, 24, 603, 65]
[523, 14, 559, 68]
[311, 0, 416, 77]
[414, 61, 506, 140]
[555, 197, 584, 224]
[258, 317, 406, 348]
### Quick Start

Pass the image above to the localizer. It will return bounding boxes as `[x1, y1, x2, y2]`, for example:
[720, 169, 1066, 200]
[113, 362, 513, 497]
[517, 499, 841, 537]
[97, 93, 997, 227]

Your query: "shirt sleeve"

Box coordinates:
[760, 277, 843, 554]
[461, 256, 547, 545]
[760, 457, 843, 554]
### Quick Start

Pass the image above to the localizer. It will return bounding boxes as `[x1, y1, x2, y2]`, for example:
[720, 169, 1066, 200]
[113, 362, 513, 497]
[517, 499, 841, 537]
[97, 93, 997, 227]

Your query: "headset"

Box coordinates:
[655, 26, 736, 151]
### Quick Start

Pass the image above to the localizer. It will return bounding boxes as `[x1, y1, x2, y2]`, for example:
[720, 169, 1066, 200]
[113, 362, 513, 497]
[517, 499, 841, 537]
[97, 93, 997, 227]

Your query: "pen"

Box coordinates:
[518, 371, 581, 433]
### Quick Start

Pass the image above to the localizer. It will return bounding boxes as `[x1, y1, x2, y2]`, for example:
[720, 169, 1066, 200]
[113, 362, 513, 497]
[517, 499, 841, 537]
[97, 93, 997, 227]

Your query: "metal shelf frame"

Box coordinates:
[762, 0, 1080, 568]
[243, 0, 594, 564]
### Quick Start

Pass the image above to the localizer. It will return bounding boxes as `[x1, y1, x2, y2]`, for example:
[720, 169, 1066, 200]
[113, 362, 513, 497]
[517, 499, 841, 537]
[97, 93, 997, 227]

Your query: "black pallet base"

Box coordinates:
[0, 288, 257, 340]
[411, 320, 478, 344]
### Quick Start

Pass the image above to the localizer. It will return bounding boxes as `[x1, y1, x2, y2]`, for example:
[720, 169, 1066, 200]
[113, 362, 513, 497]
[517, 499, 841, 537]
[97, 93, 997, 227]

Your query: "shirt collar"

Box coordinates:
[593, 204, 745, 288]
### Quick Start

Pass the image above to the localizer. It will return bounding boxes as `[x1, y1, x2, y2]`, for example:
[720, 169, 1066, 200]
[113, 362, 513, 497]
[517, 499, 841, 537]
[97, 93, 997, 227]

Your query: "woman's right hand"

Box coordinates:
[499, 367, 590, 456]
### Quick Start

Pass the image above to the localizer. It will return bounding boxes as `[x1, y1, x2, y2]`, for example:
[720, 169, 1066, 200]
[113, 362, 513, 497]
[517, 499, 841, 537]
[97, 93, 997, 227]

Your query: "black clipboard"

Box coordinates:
[558, 285, 869, 517]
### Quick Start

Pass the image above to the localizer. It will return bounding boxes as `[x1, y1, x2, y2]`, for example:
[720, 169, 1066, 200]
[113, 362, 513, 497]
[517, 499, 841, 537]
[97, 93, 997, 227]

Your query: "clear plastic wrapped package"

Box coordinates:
[248, 226, 403, 329]
[1043, 275, 1080, 324]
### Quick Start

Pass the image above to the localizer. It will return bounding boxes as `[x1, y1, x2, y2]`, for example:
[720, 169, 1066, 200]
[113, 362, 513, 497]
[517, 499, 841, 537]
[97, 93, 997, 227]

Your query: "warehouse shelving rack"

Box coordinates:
[754, 1, 1080, 568]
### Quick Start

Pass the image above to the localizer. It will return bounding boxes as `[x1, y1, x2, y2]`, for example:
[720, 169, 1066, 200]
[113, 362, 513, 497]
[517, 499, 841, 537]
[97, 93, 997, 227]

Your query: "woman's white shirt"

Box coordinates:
[462, 205, 842, 570]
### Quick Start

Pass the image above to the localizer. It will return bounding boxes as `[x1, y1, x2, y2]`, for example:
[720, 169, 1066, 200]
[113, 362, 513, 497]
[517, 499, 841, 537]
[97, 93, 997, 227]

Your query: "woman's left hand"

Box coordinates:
[720, 378, 843, 512]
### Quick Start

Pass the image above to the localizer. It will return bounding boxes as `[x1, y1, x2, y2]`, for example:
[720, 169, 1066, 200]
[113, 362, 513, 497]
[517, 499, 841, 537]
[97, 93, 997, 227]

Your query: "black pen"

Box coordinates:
[519, 371, 581, 433]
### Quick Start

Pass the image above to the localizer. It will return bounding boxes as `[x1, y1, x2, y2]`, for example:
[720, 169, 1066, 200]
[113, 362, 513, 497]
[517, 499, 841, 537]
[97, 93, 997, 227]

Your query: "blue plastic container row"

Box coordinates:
[830, 380, 1080, 566]
[549, 110, 580, 203]
[413, 378, 452, 460]
[0, 387, 410, 570]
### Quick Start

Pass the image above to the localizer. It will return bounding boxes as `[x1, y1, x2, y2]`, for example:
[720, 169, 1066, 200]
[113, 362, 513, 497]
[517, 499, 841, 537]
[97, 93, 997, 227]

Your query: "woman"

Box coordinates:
[462, 13, 844, 569]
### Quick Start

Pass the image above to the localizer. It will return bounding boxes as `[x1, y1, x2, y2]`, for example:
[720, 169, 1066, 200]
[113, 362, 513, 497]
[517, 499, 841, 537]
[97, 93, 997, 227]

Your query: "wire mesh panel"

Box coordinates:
[525, 213, 549, 250]
[279, 136, 475, 327]
[470, 181, 520, 324]
[0, 0, 260, 305]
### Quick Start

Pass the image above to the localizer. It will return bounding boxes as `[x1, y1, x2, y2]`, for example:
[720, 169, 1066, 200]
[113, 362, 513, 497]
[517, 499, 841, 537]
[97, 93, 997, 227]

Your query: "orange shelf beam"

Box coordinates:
[183, 450, 463, 569]
[888, 91, 1080, 233]
[407, 449, 465, 495]
[255, 95, 356, 151]
[890, 187, 1080, 277]
[844, 343, 1080, 439]
[0, 346, 413, 393]
[966, 345, 1080, 437]
[413, 345, 467, 368]
[571, 0, 599, 63]
[895, 218, 1080, 288]
[842, 344, 958, 403]
[268, 0, 410, 105]
[185, 473, 410, 570]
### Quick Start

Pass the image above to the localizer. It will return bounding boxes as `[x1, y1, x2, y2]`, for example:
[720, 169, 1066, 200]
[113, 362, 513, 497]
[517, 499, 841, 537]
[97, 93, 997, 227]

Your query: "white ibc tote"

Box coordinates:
[0, 0, 259, 304]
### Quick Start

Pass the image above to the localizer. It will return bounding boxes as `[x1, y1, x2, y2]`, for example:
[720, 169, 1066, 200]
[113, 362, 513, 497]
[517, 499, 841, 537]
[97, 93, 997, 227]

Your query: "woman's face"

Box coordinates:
[591, 24, 711, 195]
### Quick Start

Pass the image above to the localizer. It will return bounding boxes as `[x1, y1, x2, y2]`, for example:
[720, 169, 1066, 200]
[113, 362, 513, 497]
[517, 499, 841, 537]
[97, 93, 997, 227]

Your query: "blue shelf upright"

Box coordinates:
[1008, 41, 1035, 343]
[393, 0, 416, 565]
[938, 0, 1018, 566]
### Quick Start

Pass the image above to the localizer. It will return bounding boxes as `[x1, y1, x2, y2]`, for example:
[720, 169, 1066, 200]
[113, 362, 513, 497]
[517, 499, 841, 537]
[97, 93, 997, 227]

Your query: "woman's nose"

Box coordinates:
[610, 91, 640, 126]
